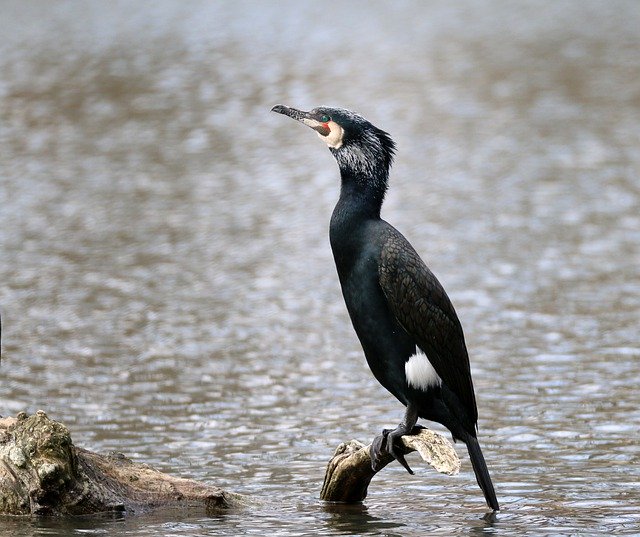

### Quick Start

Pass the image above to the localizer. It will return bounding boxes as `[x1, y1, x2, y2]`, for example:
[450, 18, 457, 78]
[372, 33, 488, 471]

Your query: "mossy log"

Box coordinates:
[0, 411, 245, 516]
[321, 429, 460, 503]
[0, 411, 460, 515]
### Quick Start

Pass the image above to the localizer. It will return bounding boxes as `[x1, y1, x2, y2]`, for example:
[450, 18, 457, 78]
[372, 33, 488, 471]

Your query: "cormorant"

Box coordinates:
[271, 104, 499, 511]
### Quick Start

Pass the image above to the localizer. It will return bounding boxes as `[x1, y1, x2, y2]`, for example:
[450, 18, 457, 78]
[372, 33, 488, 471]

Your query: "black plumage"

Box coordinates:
[272, 104, 499, 511]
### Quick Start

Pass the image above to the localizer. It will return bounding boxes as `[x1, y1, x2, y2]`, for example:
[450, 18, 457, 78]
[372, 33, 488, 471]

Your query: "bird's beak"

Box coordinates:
[271, 104, 331, 136]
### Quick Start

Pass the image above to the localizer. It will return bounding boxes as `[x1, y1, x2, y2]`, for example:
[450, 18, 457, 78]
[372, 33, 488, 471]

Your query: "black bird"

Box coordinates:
[271, 104, 499, 511]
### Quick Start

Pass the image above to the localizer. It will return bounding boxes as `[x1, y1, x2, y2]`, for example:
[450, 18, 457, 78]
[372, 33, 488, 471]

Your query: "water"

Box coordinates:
[1, 1, 639, 535]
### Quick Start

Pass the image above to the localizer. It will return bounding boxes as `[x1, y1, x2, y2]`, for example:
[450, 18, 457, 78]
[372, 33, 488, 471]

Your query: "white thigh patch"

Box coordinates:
[405, 351, 442, 390]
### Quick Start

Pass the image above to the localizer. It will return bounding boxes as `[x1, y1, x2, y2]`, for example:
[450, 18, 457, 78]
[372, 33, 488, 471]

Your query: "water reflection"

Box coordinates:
[322, 503, 408, 536]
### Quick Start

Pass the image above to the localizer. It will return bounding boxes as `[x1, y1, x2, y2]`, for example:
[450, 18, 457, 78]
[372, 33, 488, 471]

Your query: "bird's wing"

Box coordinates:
[378, 226, 478, 421]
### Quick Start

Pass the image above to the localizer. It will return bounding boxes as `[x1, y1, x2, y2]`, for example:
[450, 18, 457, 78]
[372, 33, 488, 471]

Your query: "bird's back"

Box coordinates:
[378, 223, 478, 425]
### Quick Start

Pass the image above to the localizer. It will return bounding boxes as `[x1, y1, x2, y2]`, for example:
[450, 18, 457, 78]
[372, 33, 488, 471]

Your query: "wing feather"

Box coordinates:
[379, 226, 478, 421]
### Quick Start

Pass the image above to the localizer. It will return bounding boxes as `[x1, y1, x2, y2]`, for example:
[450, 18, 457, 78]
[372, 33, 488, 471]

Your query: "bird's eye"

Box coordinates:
[320, 114, 331, 123]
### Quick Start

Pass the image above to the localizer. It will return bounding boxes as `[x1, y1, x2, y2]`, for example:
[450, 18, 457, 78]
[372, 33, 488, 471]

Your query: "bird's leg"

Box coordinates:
[370, 403, 420, 474]
[385, 403, 420, 474]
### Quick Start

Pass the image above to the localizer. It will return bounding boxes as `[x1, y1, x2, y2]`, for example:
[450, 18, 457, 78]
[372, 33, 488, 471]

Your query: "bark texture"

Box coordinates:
[0, 411, 245, 516]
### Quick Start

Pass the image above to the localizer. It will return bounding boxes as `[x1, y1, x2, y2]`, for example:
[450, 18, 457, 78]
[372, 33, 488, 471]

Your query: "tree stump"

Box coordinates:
[320, 429, 460, 503]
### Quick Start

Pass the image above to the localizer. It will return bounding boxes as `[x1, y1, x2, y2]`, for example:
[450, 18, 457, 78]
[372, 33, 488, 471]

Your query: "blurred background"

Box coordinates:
[1, 1, 639, 535]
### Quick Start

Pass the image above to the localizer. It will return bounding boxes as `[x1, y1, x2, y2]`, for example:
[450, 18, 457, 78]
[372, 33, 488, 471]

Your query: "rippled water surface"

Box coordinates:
[1, 1, 640, 535]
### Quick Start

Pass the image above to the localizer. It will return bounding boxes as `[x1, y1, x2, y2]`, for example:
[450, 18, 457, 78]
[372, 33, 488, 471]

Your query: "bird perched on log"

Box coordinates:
[271, 104, 499, 511]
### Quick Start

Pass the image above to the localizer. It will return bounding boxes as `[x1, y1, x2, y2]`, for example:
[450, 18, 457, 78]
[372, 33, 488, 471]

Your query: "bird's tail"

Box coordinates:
[464, 434, 499, 511]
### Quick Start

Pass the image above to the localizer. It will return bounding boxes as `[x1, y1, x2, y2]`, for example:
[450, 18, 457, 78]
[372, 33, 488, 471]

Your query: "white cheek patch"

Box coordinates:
[321, 120, 344, 149]
[301, 118, 344, 149]
[405, 351, 442, 390]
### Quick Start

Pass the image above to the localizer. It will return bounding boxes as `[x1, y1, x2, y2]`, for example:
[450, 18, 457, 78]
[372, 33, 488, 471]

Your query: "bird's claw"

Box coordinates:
[388, 436, 414, 475]
[370, 426, 422, 475]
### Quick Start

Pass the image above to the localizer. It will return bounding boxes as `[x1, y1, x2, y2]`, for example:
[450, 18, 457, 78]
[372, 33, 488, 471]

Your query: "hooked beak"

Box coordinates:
[271, 104, 331, 136]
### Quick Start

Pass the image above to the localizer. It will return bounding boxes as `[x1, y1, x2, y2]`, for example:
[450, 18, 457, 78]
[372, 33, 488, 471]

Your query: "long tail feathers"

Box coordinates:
[465, 435, 500, 511]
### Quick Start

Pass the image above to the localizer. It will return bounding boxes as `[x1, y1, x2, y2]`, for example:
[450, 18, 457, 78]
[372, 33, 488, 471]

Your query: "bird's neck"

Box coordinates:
[334, 167, 387, 223]
[328, 163, 387, 282]
[332, 144, 389, 218]
[329, 167, 387, 271]
[329, 146, 390, 266]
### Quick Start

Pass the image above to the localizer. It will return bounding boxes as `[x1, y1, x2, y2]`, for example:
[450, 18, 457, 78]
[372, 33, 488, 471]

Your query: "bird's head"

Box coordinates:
[271, 104, 396, 179]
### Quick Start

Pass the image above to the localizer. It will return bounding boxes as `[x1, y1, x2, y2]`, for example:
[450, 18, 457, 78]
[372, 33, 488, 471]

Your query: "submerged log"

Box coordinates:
[0, 411, 459, 515]
[0, 411, 245, 516]
[321, 429, 460, 503]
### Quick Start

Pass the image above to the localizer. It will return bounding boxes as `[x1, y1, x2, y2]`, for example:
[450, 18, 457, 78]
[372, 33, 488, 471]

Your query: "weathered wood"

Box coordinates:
[320, 429, 460, 503]
[0, 411, 245, 515]
[0, 411, 461, 515]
